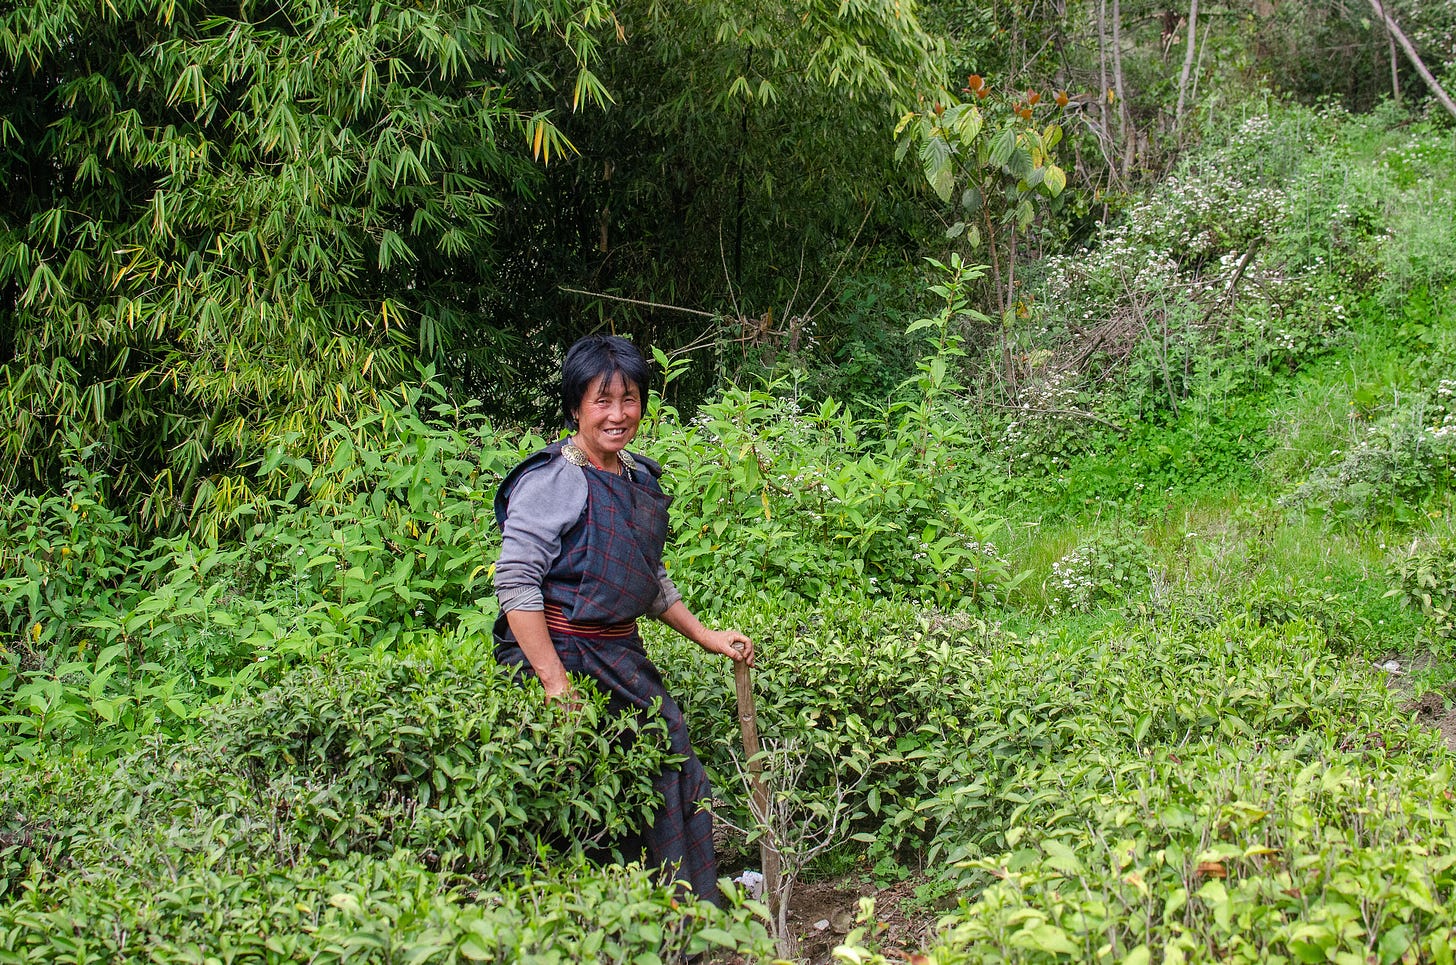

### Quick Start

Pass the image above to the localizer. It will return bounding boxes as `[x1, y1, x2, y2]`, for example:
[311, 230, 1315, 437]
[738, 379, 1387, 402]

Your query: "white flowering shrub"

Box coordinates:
[1009, 108, 1373, 432]
[968, 103, 1444, 515]
[1285, 380, 1456, 521]
[1046, 534, 1156, 614]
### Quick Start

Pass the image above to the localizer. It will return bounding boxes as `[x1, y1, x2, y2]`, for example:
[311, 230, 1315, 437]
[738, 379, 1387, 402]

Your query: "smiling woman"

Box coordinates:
[490, 334, 754, 905]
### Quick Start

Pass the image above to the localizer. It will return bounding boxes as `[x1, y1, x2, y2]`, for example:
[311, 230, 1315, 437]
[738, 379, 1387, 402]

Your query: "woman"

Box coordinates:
[492, 334, 753, 906]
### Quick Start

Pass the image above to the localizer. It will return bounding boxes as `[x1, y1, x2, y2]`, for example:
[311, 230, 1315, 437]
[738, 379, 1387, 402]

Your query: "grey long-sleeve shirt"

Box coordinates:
[493, 456, 683, 617]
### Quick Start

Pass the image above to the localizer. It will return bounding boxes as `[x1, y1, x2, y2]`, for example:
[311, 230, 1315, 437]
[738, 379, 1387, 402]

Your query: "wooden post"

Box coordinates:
[733, 654, 781, 916]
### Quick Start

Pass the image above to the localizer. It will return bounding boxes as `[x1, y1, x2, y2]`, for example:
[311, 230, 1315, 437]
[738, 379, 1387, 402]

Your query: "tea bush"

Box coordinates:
[1388, 532, 1456, 639]
[652, 261, 1021, 616]
[209, 638, 678, 872]
[0, 844, 770, 963]
[0, 635, 777, 960]
[652, 600, 1392, 874]
[837, 738, 1456, 965]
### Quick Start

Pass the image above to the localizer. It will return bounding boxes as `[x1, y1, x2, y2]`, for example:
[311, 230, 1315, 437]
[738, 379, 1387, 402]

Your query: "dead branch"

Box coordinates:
[557, 286, 718, 319]
[1196, 235, 1264, 329]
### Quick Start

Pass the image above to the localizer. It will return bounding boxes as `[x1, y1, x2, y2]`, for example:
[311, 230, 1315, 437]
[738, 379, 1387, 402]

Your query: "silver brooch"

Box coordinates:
[561, 442, 637, 477]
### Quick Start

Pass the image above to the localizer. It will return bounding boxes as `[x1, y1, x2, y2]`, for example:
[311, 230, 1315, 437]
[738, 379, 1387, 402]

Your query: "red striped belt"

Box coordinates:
[543, 602, 638, 639]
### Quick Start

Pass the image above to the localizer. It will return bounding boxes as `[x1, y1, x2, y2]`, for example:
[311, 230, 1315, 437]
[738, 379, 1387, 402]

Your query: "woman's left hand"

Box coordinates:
[697, 629, 754, 667]
[659, 601, 755, 667]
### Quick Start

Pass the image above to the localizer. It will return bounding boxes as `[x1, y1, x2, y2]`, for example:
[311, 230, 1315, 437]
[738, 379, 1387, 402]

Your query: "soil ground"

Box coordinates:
[716, 854, 945, 964]
[1386, 650, 1456, 751]
[1405, 687, 1456, 750]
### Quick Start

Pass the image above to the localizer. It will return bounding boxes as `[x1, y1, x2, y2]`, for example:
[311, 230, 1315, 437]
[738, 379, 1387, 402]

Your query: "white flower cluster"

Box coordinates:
[1430, 380, 1456, 440]
[1047, 540, 1152, 614]
[1038, 163, 1288, 334]
[999, 369, 1085, 460]
[1048, 546, 1105, 614]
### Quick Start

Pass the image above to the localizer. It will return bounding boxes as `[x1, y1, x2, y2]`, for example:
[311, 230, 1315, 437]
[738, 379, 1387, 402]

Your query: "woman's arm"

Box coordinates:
[505, 609, 574, 699]
[658, 601, 754, 666]
[495, 461, 588, 701]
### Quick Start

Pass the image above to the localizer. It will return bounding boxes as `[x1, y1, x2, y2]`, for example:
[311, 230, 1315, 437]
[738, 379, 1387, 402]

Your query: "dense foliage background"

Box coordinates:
[3, 0, 1456, 961]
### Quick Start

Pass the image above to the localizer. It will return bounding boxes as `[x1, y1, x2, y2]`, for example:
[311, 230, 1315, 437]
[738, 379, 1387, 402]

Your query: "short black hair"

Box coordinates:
[560, 335, 651, 429]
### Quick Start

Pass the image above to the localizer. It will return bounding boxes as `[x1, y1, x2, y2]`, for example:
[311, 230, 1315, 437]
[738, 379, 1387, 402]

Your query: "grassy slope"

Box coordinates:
[823, 116, 1456, 962]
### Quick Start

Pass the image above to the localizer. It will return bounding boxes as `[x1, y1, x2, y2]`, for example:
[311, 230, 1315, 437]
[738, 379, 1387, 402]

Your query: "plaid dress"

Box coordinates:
[493, 441, 720, 906]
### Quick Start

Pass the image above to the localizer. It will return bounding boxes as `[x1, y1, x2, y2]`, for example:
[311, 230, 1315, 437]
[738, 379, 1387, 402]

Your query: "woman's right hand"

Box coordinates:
[543, 680, 582, 713]
[506, 608, 574, 705]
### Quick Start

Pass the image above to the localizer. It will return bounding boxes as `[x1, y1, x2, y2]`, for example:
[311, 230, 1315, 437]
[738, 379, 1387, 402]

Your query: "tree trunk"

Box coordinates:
[1097, 0, 1111, 151]
[1111, 0, 1133, 179]
[1175, 0, 1199, 128]
[1380, 2, 1402, 106]
[1368, 0, 1456, 120]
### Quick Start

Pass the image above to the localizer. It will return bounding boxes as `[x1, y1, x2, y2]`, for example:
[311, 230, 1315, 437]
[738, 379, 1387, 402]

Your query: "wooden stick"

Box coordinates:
[732, 652, 781, 912]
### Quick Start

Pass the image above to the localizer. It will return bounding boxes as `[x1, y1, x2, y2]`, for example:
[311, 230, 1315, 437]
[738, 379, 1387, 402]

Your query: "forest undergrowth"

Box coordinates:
[4, 103, 1456, 963]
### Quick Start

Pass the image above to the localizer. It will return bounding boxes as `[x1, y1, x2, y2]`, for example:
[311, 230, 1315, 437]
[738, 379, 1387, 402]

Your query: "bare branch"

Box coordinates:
[557, 286, 718, 319]
[986, 400, 1128, 433]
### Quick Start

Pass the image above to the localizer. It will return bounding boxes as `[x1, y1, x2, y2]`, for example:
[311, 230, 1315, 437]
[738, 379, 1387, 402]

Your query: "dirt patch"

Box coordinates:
[714, 871, 944, 965]
[1375, 651, 1456, 752]
[782, 877, 872, 964]
[1405, 688, 1456, 751]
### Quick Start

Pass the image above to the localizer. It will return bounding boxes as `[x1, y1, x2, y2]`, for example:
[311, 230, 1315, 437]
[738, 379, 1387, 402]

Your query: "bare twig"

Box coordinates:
[557, 286, 718, 319]
[800, 205, 876, 324]
[713, 737, 865, 960]
[718, 228, 743, 324]
[1115, 263, 1180, 419]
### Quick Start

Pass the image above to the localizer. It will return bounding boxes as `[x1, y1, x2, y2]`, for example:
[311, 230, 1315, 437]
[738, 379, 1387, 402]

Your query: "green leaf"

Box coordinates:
[696, 928, 737, 947]
[1015, 923, 1079, 956]
[1044, 164, 1067, 196]
[989, 126, 1018, 168]
[919, 134, 956, 203]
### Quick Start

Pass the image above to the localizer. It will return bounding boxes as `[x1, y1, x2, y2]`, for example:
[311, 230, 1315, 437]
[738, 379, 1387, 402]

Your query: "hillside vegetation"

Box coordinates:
[3, 95, 1456, 963]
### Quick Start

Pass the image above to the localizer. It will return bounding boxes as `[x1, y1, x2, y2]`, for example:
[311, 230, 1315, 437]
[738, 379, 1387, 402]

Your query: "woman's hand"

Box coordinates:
[544, 680, 583, 714]
[697, 628, 754, 667]
[659, 602, 754, 667]
[505, 608, 575, 703]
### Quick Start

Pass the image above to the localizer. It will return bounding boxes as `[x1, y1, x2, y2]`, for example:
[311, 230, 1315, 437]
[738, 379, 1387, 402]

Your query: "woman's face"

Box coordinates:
[572, 373, 642, 464]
